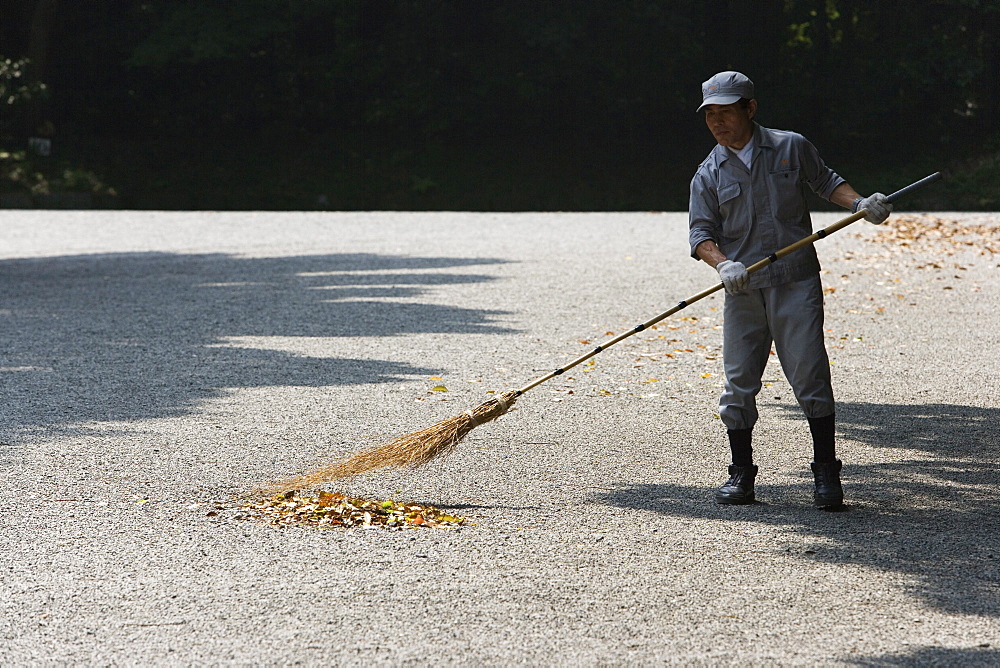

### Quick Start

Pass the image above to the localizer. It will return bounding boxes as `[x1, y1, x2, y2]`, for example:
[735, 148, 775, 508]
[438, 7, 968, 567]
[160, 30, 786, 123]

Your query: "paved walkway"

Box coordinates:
[1, 210, 997, 665]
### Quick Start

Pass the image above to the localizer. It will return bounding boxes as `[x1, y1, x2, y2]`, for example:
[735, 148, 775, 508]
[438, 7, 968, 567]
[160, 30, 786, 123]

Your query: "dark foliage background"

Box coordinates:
[2, 1, 998, 210]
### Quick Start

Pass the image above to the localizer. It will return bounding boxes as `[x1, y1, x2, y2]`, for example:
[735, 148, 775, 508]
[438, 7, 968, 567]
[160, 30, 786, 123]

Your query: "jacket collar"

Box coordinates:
[752, 122, 773, 150]
[712, 122, 771, 167]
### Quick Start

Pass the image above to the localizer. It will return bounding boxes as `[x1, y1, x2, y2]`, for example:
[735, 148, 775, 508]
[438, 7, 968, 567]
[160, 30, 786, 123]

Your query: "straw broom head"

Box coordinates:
[260, 389, 519, 493]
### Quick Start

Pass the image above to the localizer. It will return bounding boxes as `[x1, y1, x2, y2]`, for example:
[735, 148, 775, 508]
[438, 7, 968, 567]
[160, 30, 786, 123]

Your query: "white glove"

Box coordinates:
[853, 193, 892, 224]
[716, 259, 749, 295]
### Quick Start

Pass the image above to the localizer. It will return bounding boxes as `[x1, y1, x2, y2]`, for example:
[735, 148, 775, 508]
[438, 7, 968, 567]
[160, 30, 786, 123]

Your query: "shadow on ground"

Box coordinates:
[0, 251, 512, 441]
[597, 401, 1000, 624]
[845, 645, 999, 667]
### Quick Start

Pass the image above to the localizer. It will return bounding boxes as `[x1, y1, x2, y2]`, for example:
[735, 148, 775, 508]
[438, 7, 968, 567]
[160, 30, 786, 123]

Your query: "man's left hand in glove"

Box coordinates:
[852, 193, 892, 224]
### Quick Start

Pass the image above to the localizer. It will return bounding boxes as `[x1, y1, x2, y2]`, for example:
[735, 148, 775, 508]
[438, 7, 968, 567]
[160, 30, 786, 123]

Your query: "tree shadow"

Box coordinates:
[844, 645, 999, 667]
[596, 401, 1000, 619]
[0, 251, 513, 443]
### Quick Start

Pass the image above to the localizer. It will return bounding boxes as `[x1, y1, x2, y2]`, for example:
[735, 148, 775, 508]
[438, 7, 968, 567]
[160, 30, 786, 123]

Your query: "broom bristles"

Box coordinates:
[260, 390, 519, 493]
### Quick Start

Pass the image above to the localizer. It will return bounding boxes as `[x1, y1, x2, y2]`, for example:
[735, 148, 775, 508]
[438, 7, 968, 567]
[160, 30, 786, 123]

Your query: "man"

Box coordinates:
[688, 71, 891, 509]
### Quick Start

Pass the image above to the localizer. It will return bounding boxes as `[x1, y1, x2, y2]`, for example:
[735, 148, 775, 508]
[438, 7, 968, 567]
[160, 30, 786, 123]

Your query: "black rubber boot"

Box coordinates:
[811, 459, 845, 509]
[715, 464, 758, 505]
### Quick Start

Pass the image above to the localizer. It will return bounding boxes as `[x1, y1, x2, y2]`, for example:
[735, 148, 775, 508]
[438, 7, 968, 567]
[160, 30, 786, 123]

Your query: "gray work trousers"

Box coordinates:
[720, 274, 835, 431]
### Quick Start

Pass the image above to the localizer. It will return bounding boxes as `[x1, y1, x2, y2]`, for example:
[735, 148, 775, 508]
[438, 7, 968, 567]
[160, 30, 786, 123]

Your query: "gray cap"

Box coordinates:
[697, 71, 754, 111]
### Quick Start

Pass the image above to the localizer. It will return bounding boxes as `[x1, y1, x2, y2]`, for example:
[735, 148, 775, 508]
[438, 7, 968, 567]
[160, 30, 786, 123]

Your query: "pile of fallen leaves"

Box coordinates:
[866, 214, 999, 256]
[237, 491, 468, 529]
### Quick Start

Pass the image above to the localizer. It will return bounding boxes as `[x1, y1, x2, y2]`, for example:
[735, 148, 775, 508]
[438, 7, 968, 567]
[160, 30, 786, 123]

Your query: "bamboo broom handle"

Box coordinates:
[516, 172, 941, 395]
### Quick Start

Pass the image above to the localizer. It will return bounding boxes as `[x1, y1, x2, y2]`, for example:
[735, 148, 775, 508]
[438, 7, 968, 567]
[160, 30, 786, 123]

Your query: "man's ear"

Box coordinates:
[747, 99, 758, 120]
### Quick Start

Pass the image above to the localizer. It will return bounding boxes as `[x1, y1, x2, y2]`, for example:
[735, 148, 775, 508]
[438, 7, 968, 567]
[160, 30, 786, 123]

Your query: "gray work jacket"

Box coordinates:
[688, 123, 846, 288]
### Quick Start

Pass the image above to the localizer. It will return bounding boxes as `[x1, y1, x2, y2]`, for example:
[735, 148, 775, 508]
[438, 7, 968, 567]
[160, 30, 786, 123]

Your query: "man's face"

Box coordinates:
[704, 100, 756, 148]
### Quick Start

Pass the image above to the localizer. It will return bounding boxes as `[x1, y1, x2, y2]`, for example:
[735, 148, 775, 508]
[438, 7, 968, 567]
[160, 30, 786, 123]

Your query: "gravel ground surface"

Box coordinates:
[1, 209, 998, 666]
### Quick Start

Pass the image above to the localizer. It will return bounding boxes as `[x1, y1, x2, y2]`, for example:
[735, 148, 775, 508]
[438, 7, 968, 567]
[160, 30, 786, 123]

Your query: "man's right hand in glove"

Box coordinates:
[716, 259, 749, 295]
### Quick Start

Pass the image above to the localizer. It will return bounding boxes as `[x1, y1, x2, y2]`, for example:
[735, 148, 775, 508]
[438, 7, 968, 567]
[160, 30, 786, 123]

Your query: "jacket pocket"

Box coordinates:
[717, 181, 744, 236]
[769, 167, 802, 221]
